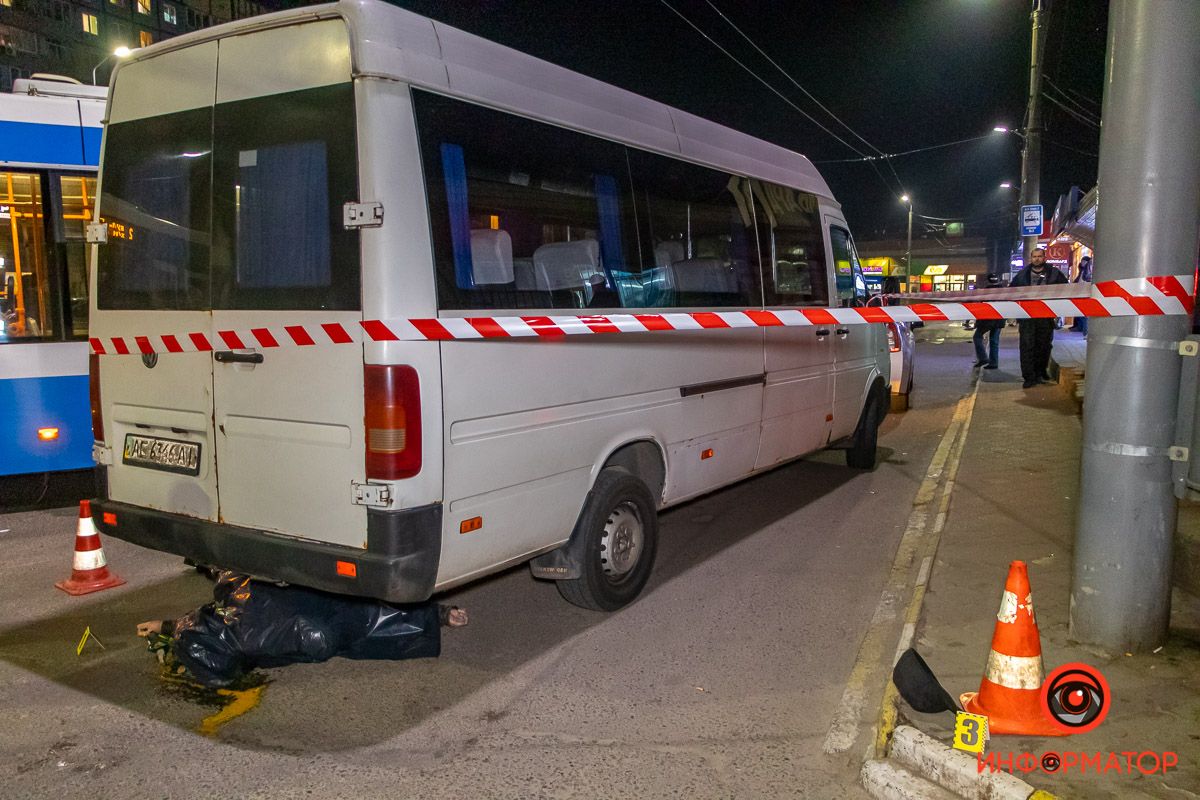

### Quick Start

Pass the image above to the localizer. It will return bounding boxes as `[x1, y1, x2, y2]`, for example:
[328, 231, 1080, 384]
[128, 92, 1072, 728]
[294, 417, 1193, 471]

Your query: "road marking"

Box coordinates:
[823, 377, 980, 755]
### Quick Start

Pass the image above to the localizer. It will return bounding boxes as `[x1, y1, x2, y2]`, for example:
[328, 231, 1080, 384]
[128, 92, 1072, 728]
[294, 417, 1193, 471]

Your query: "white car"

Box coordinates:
[886, 321, 916, 410]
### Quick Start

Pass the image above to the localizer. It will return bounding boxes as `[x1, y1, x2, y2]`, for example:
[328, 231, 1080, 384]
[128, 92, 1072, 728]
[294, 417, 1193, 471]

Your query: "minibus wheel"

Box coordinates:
[557, 467, 659, 611]
[846, 386, 886, 470]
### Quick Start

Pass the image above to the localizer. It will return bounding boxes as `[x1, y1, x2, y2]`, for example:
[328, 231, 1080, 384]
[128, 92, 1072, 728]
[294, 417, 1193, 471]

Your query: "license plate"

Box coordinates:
[122, 434, 201, 476]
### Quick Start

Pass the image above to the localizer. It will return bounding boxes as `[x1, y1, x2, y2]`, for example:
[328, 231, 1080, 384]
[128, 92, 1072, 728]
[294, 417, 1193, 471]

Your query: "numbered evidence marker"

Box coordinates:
[953, 710, 990, 754]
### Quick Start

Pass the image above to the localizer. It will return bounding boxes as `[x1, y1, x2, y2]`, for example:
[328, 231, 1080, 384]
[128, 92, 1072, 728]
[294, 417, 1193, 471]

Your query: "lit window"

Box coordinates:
[136, 0, 150, 13]
[162, 3, 176, 24]
[139, 29, 152, 47]
[82, 13, 98, 35]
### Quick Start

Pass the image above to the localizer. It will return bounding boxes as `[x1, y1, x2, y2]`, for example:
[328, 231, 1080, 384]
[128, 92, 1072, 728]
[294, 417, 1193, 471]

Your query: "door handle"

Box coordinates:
[214, 350, 264, 364]
[815, 328, 831, 338]
[836, 328, 851, 337]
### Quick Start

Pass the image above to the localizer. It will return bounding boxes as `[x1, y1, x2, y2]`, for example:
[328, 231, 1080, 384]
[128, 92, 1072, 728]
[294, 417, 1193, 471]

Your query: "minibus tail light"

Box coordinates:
[885, 323, 901, 353]
[364, 365, 421, 480]
[89, 353, 104, 443]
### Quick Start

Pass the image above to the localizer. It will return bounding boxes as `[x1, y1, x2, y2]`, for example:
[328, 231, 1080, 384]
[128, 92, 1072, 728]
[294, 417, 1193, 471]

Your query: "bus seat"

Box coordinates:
[669, 258, 738, 294]
[513, 257, 536, 290]
[531, 239, 601, 290]
[469, 228, 514, 285]
[653, 240, 685, 268]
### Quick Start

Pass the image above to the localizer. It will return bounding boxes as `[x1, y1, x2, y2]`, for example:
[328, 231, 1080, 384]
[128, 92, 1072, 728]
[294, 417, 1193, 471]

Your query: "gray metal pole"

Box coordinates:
[905, 202, 912, 290]
[1019, 1, 1046, 264]
[1071, 0, 1200, 652]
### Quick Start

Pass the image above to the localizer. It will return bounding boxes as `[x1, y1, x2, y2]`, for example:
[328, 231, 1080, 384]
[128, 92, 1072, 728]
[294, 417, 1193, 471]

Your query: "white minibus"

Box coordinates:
[88, 0, 888, 611]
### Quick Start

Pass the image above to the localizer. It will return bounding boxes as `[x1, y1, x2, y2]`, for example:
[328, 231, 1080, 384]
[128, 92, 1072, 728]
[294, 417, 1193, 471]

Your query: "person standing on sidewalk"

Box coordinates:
[1010, 248, 1068, 388]
[1069, 255, 1093, 334]
[973, 274, 1005, 370]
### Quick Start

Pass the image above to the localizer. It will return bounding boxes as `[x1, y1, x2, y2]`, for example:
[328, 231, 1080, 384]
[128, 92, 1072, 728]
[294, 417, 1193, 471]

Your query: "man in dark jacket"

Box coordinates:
[1010, 248, 1069, 387]
[973, 273, 1005, 369]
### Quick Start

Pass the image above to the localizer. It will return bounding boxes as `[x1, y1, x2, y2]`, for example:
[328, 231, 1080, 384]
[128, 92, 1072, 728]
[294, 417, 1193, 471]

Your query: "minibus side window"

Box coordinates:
[625, 148, 760, 309]
[750, 180, 829, 307]
[831, 226, 867, 307]
[97, 107, 212, 310]
[413, 90, 639, 311]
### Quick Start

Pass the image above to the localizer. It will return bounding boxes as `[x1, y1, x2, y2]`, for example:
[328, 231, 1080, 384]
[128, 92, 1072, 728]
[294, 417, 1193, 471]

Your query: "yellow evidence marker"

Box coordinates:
[953, 710, 990, 754]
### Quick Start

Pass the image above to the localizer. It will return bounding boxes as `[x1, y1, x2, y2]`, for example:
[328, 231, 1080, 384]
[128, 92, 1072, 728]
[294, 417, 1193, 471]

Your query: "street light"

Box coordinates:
[92, 46, 133, 86]
[900, 194, 913, 290]
[1000, 181, 1013, 189]
[993, 125, 1010, 133]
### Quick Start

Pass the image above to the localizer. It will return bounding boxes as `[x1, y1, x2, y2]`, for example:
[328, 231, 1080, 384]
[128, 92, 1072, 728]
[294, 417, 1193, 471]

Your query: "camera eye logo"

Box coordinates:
[1041, 662, 1110, 733]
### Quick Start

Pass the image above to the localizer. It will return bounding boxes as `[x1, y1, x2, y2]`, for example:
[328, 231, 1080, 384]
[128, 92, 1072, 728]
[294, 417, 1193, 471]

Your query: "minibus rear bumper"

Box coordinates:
[90, 499, 441, 603]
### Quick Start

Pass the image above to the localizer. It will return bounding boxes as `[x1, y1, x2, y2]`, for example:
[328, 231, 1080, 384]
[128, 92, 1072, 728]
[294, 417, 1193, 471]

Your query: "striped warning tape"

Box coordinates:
[89, 274, 1195, 355]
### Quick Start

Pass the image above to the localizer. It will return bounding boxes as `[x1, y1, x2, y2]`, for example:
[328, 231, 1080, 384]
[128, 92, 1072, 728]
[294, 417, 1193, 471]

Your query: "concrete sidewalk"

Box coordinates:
[898, 375, 1200, 799]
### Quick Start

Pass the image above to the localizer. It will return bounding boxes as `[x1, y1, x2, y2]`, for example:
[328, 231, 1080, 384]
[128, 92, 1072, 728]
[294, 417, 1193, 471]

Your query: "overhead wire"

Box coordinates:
[672, 0, 907, 198]
[1042, 91, 1101, 129]
[814, 134, 996, 164]
[1044, 77, 1099, 120]
[652, 0, 872, 161]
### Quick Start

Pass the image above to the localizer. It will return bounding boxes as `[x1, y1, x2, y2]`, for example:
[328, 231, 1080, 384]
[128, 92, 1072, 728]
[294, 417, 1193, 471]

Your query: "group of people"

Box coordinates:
[972, 247, 1070, 389]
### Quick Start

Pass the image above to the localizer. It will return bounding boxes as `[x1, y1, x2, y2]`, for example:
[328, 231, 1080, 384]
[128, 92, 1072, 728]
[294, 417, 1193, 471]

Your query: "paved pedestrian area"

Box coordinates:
[900, 372, 1200, 799]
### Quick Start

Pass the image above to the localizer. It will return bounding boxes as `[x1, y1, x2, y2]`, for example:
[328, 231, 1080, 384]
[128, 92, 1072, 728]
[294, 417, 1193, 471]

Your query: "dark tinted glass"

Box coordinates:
[96, 107, 212, 310]
[830, 226, 867, 307]
[752, 180, 829, 307]
[413, 90, 639, 311]
[627, 148, 760, 308]
[211, 84, 359, 310]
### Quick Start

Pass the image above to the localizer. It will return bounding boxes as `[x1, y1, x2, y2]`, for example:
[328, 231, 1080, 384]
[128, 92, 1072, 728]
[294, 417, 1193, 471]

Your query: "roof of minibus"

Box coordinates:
[117, 0, 837, 204]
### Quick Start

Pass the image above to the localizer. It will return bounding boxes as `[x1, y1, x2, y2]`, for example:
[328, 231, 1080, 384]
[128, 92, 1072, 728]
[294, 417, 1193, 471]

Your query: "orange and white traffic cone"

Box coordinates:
[55, 500, 126, 596]
[960, 560, 1064, 736]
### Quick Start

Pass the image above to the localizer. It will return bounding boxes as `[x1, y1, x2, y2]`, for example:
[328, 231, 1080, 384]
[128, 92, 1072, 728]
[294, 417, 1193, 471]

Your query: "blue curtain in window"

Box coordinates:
[440, 143, 474, 289]
[236, 140, 330, 288]
[593, 173, 624, 289]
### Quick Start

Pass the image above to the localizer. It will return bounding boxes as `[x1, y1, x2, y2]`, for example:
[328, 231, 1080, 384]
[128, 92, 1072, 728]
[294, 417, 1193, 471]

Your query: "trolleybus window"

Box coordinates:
[0, 171, 51, 339]
[59, 175, 96, 336]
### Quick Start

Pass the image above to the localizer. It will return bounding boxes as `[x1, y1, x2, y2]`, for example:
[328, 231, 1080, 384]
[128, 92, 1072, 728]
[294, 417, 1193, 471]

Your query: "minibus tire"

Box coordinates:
[557, 468, 659, 612]
[846, 390, 884, 470]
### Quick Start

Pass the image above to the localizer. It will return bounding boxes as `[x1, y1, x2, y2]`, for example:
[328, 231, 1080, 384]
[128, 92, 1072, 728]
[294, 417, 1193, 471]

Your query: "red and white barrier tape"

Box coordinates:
[90, 274, 1195, 355]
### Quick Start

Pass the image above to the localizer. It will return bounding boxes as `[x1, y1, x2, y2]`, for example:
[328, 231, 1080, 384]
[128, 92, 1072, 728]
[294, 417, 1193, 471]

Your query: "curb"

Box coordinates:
[890, 726, 1049, 800]
[861, 759, 959, 800]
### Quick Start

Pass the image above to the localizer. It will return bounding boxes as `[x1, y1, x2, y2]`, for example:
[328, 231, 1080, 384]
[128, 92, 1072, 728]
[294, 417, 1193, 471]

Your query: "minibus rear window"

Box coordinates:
[96, 107, 212, 310]
[97, 84, 358, 311]
[211, 84, 359, 310]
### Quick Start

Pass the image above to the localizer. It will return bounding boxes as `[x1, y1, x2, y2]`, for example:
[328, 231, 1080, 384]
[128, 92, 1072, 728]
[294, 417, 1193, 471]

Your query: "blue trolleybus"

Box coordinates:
[0, 75, 105, 505]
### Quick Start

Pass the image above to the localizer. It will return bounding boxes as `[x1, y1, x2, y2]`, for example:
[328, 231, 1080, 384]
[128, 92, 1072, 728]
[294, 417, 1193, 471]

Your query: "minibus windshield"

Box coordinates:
[97, 84, 359, 311]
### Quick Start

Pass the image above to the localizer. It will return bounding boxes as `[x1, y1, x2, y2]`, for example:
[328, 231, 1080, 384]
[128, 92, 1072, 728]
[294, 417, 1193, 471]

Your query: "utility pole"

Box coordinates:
[1018, 0, 1047, 264]
[1071, 0, 1200, 652]
[901, 194, 913, 291]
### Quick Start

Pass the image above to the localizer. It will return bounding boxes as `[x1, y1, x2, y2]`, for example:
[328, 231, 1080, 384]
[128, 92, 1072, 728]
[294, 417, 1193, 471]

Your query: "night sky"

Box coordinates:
[380, 0, 1109, 244]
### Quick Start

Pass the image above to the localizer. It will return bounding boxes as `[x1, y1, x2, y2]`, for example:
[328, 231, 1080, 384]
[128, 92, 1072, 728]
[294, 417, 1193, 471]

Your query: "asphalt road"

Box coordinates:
[0, 330, 981, 799]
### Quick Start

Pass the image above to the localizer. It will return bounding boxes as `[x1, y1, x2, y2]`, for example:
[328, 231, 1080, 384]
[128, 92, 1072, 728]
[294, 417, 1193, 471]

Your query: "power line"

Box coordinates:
[668, 0, 907, 199]
[814, 134, 996, 164]
[1043, 90, 1101, 129]
[653, 0, 872, 160]
[1044, 138, 1099, 158]
[1044, 76, 1099, 118]
[702, 0, 885, 159]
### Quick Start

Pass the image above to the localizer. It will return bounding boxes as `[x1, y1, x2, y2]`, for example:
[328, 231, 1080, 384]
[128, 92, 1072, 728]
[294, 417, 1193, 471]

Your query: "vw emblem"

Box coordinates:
[142, 351, 158, 369]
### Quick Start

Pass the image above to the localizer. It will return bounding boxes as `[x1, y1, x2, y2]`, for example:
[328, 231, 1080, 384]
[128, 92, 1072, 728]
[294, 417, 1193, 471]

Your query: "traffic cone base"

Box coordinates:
[55, 568, 126, 596]
[55, 500, 125, 596]
[962, 560, 1065, 736]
